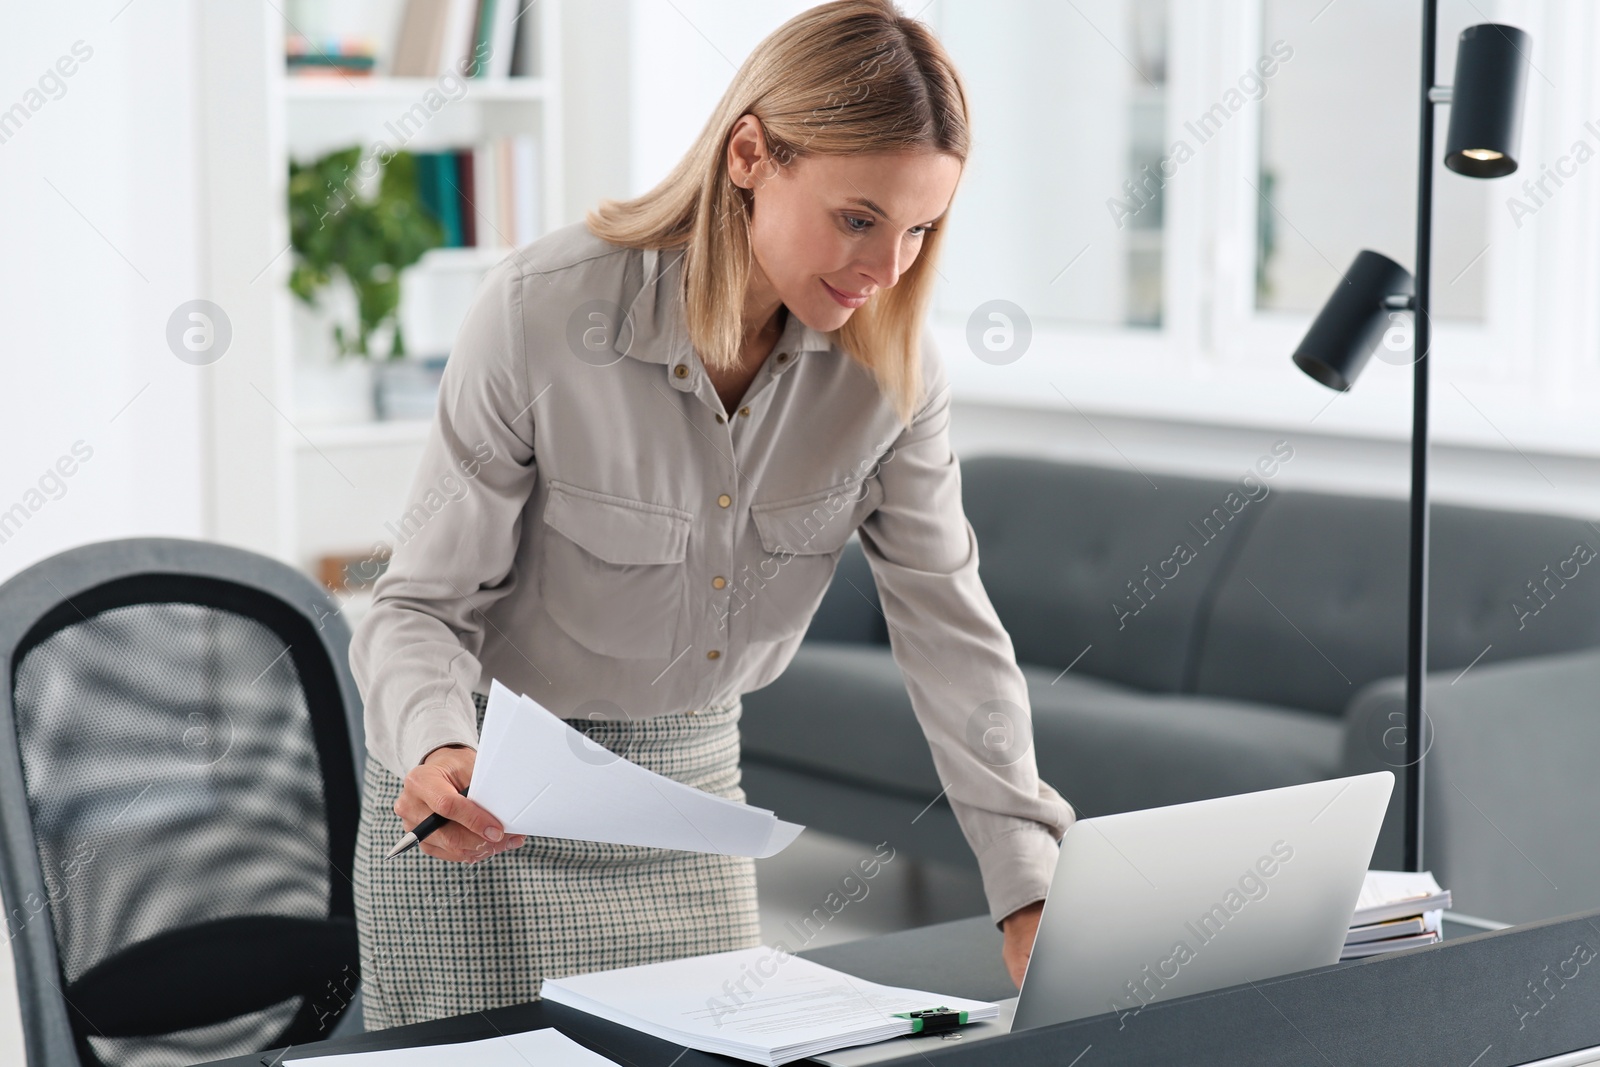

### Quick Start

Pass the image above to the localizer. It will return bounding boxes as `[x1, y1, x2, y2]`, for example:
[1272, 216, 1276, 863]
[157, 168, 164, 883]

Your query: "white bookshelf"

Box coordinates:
[197, 2, 565, 584]
[282, 76, 553, 102]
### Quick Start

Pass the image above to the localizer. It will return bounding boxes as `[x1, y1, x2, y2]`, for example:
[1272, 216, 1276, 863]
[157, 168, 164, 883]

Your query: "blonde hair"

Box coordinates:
[585, 0, 970, 427]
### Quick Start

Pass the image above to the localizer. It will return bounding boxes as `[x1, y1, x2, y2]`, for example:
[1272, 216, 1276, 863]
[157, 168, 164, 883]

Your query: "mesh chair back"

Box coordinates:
[0, 539, 364, 1067]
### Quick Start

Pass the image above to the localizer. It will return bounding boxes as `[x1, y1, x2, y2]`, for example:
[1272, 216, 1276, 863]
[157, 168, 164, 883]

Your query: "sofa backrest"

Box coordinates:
[807, 453, 1600, 721]
[957, 456, 1264, 694]
[1194, 487, 1600, 716]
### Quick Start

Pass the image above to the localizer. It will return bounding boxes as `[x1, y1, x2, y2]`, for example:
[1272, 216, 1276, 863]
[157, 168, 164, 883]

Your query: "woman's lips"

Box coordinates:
[822, 279, 870, 308]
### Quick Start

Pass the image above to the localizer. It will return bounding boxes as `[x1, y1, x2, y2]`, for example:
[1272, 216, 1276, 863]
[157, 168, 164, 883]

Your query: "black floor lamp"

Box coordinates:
[1288, 5, 1530, 872]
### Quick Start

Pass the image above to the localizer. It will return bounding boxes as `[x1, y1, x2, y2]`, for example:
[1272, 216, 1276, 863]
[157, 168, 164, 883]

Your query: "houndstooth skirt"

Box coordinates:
[351, 691, 761, 1030]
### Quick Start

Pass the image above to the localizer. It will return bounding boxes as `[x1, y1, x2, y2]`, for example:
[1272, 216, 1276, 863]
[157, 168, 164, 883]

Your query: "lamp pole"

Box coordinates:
[1403, 0, 1439, 875]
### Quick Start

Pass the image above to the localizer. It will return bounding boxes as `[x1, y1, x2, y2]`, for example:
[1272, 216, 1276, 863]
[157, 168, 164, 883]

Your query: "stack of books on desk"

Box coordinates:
[1342, 869, 1452, 960]
[541, 945, 1000, 1066]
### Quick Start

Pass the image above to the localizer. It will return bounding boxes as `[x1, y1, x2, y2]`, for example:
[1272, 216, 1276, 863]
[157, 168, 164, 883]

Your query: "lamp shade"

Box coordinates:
[1291, 250, 1414, 392]
[1443, 23, 1530, 177]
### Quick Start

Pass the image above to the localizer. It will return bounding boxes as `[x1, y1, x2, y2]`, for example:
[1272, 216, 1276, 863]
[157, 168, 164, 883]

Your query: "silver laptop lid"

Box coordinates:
[1013, 771, 1394, 1031]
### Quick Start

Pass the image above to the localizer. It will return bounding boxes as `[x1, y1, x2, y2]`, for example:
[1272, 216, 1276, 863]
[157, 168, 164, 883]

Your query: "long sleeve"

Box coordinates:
[349, 259, 539, 779]
[855, 327, 1075, 926]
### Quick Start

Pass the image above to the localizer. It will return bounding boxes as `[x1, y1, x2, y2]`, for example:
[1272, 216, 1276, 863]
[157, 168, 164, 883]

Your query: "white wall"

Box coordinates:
[0, 1, 210, 1055]
[627, 0, 819, 195]
[0, 2, 207, 587]
[0, 2, 210, 1059]
[563, 0, 634, 221]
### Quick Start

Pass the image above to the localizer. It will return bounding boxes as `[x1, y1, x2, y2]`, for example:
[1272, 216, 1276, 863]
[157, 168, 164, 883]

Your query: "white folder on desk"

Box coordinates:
[467, 679, 805, 858]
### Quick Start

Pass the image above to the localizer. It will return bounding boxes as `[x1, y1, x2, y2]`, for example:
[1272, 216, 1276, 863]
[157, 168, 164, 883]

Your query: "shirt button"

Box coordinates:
[706, 649, 721, 660]
[673, 364, 689, 378]
[715, 413, 725, 424]
[717, 493, 731, 508]
[738, 406, 750, 417]
[712, 576, 727, 589]
[776, 352, 789, 363]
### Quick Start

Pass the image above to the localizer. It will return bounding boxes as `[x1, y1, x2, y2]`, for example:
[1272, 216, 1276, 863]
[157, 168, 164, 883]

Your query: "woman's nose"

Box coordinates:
[860, 235, 905, 291]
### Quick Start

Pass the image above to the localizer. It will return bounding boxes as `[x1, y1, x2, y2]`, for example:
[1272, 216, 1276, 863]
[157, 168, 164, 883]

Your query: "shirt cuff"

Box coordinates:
[976, 824, 1065, 927]
[396, 693, 480, 776]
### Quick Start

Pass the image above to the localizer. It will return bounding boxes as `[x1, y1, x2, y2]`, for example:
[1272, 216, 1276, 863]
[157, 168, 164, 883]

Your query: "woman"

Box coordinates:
[349, 0, 1073, 1029]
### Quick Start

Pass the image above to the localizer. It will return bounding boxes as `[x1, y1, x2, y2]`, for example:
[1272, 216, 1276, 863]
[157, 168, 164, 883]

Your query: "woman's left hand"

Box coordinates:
[1000, 900, 1045, 988]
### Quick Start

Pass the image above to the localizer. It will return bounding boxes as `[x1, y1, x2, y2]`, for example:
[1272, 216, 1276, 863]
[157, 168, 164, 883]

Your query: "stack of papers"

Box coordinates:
[1341, 870, 1452, 960]
[283, 1027, 617, 1065]
[468, 680, 805, 857]
[541, 946, 1001, 1066]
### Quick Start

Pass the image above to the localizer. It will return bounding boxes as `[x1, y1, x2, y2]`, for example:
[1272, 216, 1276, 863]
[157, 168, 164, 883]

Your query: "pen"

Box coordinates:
[385, 785, 469, 860]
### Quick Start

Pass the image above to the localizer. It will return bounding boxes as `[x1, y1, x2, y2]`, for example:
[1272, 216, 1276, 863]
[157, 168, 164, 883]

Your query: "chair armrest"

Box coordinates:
[1341, 645, 1600, 923]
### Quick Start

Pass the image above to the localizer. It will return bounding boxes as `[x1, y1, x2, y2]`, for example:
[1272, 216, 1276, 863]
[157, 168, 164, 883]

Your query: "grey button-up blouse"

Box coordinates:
[349, 220, 1074, 923]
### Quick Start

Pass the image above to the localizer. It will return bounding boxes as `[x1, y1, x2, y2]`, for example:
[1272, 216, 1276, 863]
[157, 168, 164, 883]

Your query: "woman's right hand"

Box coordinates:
[394, 743, 527, 863]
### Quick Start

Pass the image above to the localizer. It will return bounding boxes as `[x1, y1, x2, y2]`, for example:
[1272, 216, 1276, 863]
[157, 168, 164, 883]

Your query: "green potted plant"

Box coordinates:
[288, 147, 444, 362]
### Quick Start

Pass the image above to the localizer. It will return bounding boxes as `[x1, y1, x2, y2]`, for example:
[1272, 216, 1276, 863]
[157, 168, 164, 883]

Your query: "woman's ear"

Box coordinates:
[726, 113, 779, 191]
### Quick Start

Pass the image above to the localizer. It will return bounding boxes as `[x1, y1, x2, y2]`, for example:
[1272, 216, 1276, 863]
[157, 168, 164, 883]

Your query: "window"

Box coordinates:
[934, 0, 1170, 329]
[1256, 0, 1490, 322]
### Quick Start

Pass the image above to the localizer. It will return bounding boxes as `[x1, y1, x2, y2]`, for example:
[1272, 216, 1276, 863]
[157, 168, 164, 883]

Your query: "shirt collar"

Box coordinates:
[613, 245, 834, 367]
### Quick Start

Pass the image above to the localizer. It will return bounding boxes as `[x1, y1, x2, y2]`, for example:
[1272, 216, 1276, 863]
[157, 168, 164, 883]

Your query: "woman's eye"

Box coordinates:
[842, 215, 936, 237]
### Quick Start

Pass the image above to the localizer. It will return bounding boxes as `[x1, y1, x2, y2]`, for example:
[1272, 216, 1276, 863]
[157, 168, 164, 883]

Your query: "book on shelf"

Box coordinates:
[457, 150, 478, 246]
[391, 0, 452, 78]
[438, 0, 477, 76]
[416, 153, 463, 247]
[392, 0, 539, 78]
[414, 139, 540, 250]
[470, 0, 521, 77]
[286, 35, 377, 77]
[374, 356, 448, 420]
[1340, 870, 1452, 961]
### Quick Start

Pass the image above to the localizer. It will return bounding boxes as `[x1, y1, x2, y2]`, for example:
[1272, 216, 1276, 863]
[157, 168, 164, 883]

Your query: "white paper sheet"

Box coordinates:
[283, 1027, 616, 1065]
[542, 946, 1000, 1065]
[467, 679, 805, 858]
[1355, 869, 1446, 910]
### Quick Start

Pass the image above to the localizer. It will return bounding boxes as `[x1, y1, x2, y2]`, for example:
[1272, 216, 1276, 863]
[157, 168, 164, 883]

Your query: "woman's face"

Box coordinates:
[728, 115, 962, 333]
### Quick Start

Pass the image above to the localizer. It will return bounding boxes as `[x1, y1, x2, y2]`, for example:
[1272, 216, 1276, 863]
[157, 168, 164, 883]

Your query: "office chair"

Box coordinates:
[0, 538, 366, 1067]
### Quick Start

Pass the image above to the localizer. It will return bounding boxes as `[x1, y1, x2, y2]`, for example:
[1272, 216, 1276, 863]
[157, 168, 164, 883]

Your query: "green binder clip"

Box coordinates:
[892, 1006, 970, 1034]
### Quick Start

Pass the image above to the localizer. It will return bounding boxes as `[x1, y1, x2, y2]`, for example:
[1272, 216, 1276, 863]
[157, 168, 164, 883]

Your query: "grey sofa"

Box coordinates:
[739, 455, 1600, 924]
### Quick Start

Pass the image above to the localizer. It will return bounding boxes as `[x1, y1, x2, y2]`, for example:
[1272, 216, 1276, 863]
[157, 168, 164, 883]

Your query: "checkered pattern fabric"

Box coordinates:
[352, 692, 761, 1029]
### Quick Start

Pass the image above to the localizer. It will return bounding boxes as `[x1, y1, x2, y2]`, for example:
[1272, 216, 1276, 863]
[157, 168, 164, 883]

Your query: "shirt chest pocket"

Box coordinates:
[537, 480, 692, 660]
[738, 477, 884, 643]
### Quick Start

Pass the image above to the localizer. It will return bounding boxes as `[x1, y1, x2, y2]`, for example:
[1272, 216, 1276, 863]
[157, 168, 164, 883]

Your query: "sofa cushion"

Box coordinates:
[1019, 665, 1343, 818]
[958, 456, 1267, 693]
[740, 642, 1343, 820]
[1193, 491, 1600, 718]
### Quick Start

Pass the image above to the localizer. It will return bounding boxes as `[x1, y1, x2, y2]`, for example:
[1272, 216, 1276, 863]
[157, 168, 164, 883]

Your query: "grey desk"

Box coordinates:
[197, 910, 1600, 1066]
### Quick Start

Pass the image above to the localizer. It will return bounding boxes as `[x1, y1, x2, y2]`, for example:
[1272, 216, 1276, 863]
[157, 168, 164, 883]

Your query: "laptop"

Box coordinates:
[815, 771, 1394, 1064]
